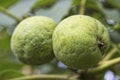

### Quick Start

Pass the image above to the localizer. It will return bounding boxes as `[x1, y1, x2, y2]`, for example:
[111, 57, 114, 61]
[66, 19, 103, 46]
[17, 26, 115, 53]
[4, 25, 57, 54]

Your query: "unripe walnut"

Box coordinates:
[11, 16, 56, 65]
[53, 15, 110, 69]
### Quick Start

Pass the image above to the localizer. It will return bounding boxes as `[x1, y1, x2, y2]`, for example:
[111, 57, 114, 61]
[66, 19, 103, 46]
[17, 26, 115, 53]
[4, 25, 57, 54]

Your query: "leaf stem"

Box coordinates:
[113, 43, 120, 52]
[79, 0, 86, 15]
[0, 6, 22, 22]
[9, 75, 77, 80]
[88, 58, 120, 74]
[100, 48, 118, 63]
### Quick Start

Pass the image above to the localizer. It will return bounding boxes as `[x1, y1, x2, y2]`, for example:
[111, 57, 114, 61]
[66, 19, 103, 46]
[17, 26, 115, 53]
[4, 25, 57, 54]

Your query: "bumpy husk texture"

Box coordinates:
[53, 15, 110, 69]
[11, 16, 56, 65]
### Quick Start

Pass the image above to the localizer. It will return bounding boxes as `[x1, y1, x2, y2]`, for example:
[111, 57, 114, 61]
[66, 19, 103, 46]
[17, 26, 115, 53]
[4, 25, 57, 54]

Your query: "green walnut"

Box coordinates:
[53, 15, 110, 69]
[11, 16, 56, 65]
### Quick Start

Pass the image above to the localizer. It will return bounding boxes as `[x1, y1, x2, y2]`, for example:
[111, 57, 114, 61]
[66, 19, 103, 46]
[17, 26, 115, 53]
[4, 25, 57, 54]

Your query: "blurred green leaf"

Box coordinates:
[109, 30, 120, 43]
[72, 0, 81, 5]
[113, 22, 120, 32]
[103, 9, 120, 22]
[106, 0, 120, 9]
[111, 52, 120, 59]
[73, 0, 100, 10]
[0, 69, 24, 80]
[0, 28, 11, 51]
[0, 0, 37, 26]
[99, 71, 106, 80]
[0, 0, 18, 8]
[35, 0, 72, 23]
[86, 0, 100, 10]
[0, 28, 12, 60]
[0, 59, 23, 71]
[31, 0, 57, 11]
[92, 1, 120, 22]
[92, 12, 104, 21]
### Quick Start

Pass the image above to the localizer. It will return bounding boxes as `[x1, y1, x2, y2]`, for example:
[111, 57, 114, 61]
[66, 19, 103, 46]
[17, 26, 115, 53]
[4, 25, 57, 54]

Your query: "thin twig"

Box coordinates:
[0, 6, 22, 22]
[100, 48, 118, 63]
[88, 58, 120, 74]
[113, 43, 120, 52]
[9, 74, 77, 80]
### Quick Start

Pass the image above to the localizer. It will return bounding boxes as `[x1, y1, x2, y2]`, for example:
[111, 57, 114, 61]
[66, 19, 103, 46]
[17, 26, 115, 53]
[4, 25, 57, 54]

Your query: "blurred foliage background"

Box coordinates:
[0, 0, 120, 80]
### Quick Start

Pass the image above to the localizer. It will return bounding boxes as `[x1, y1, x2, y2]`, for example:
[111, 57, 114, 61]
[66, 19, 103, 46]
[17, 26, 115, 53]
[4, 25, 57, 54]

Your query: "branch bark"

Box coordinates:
[0, 6, 22, 22]
[80, 0, 86, 14]
[9, 74, 77, 80]
[88, 58, 120, 74]
[100, 48, 118, 63]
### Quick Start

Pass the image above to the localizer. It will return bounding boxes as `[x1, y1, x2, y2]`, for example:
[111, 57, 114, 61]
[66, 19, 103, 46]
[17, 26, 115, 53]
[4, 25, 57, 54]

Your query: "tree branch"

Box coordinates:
[9, 74, 77, 80]
[88, 58, 120, 74]
[0, 6, 22, 22]
[80, 0, 86, 15]
[100, 48, 118, 63]
[113, 44, 120, 52]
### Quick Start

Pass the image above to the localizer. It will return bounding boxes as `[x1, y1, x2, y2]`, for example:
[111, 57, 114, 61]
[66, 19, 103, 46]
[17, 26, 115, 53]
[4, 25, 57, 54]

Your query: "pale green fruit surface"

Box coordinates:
[53, 15, 110, 69]
[11, 16, 56, 65]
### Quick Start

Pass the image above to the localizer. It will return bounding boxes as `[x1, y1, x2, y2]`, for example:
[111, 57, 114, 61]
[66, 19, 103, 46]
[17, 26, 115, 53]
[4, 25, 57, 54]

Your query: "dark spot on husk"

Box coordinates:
[96, 36, 106, 55]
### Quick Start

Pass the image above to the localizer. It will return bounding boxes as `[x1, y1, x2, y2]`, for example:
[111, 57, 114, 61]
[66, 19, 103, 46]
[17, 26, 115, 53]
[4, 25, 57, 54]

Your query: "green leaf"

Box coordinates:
[86, 0, 100, 10]
[31, 0, 57, 11]
[103, 9, 120, 22]
[113, 22, 120, 32]
[0, 0, 37, 26]
[0, 28, 11, 51]
[109, 30, 120, 43]
[111, 51, 120, 59]
[94, 1, 120, 22]
[0, 29, 23, 70]
[0, 28, 12, 60]
[35, 0, 72, 23]
[72, 0, 81, 5]
[106, 0, 120, 9]
[0, 0, 18, 8]
[0, 59, 23, 71]
[0, 69, 24, 80]
[73, 0, 100, 10]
